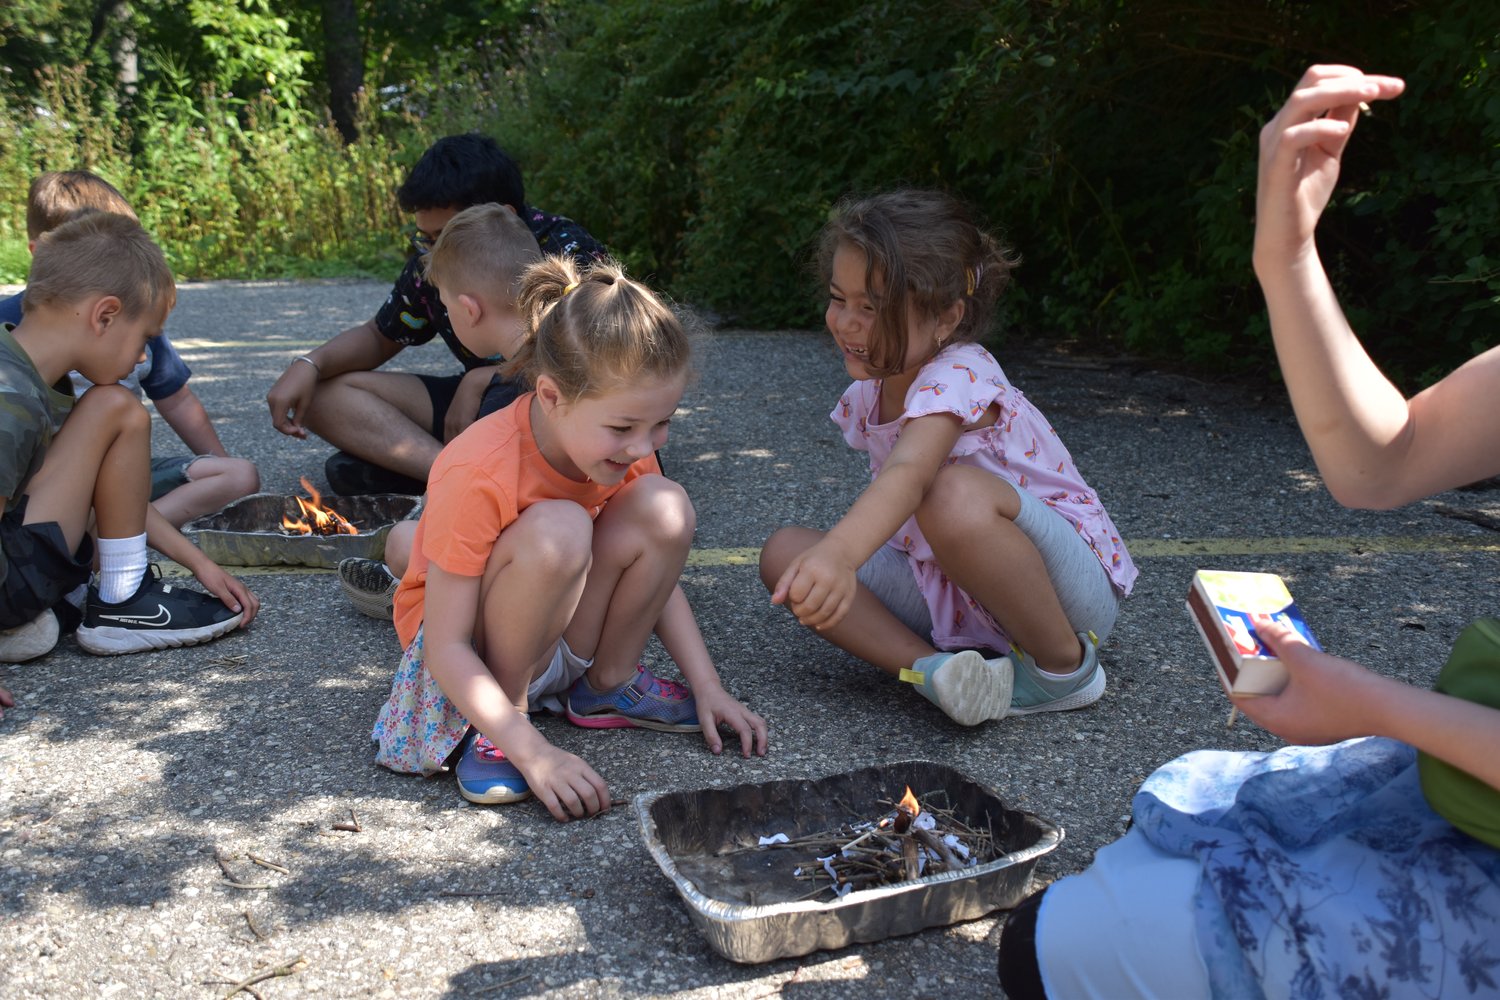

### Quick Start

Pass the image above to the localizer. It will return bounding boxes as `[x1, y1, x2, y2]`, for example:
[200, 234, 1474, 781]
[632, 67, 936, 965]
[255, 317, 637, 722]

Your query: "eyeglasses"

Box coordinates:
[409, 231, 436, 255]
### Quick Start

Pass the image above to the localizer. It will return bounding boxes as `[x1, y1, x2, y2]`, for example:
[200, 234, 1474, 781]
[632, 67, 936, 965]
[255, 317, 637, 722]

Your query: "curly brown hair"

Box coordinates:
[818, 189, 1019, 377]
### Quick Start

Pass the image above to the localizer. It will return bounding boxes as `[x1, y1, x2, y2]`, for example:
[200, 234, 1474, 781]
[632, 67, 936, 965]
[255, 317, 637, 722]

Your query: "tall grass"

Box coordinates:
[0, 65, 427, 282]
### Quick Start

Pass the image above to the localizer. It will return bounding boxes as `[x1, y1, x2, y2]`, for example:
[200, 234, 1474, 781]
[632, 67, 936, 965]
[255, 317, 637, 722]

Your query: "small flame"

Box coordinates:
[899, 786, 920, 816]
[281, 477, 360, 536]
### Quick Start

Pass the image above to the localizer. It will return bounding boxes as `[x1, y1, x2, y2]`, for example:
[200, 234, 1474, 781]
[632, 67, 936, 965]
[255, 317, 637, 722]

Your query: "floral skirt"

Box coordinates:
[370, 625, 471, 776]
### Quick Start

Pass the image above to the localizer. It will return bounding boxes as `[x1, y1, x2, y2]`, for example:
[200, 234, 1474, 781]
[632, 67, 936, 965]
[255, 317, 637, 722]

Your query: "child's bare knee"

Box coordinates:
[511, 501, 593, 572]
[75, 383, 149, 430]
[759, 526, 812, 585]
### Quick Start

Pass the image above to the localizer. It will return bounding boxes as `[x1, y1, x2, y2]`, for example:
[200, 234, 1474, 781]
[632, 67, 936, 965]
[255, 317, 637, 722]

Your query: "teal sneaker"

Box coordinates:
[1005, 631, 1106, 715]
[901, 649, 1013, 726]
[454, 731, 532, 805]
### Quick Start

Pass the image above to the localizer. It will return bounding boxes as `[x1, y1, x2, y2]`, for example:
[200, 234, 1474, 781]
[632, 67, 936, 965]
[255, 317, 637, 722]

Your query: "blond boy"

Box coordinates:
[338, 203, 541, 618]
[0, 213, 258, 665]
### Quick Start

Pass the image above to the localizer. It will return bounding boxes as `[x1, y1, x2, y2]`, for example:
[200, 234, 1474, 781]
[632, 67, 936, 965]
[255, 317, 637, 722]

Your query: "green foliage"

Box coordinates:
[504, 0, 1500, 380]
[2, 0, 1497, 382]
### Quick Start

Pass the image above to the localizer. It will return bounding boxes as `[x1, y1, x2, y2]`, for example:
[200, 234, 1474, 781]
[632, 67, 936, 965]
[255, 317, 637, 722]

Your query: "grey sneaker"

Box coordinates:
[0, 608, 59, 663]
[902, 649, 1013, 726]
[1005, 631, 1106, 715]
[338, 557, 398, 620]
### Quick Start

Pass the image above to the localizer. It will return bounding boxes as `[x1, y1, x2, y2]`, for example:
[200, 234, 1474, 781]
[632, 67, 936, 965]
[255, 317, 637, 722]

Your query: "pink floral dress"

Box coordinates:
[832, 342, 1137, 653]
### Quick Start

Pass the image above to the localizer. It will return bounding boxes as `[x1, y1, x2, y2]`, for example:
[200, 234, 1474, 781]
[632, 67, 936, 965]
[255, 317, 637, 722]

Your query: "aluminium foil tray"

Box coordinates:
[634, 760, 1062, 964]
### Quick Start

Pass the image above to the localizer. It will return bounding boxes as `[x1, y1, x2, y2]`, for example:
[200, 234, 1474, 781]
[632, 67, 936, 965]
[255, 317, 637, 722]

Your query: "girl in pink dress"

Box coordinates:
[760, 190, 1137, 725]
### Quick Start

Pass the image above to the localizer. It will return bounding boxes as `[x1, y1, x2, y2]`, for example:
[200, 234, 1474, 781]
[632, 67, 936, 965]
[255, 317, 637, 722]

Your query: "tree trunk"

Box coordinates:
[321, 0, 363, 143]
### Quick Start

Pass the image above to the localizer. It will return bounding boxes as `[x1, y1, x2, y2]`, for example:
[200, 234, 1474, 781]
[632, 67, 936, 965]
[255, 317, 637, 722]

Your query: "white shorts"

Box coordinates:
[1036, 826, 1211, 999]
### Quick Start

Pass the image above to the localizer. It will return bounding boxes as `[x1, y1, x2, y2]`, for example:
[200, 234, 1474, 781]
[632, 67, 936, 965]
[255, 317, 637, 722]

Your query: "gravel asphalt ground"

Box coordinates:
[2, 279, 1497, 998]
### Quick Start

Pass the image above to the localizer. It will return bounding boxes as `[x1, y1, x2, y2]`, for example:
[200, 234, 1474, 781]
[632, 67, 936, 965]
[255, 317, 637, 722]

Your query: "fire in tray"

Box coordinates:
[731, 785, 999, 900]
[281, 477, 360, 536]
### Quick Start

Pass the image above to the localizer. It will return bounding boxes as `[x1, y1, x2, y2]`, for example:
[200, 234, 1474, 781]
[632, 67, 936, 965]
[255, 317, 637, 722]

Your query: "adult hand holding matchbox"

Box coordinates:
[1186, 570, 1321, 696]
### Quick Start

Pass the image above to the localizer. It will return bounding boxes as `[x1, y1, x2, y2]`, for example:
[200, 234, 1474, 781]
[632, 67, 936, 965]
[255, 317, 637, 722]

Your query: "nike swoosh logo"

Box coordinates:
[98, 604, 172, 627]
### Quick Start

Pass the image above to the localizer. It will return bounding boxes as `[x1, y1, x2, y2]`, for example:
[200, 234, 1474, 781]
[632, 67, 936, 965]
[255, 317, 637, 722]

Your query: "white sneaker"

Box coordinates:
[0, 608, 60, 663]
[901, 649, 1014, 726]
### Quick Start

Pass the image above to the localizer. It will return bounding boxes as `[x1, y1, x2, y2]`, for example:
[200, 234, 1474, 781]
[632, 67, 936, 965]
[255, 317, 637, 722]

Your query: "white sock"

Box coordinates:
[96, 533, 148, 603]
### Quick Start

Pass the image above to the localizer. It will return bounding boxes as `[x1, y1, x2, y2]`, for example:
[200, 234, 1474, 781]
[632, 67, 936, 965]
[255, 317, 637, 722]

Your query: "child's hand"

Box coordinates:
[518, 744, 612, 822]
[695, 684, 769, 758]
[193, 565, 261, 628]
[0, 685, 13, 721]
[772, 541, 857, 631]
[1232, 618, 1397, 745]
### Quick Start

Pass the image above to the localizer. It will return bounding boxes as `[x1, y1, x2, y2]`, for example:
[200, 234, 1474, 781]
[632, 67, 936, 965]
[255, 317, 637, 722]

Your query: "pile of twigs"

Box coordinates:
[724, 790, 999, 900]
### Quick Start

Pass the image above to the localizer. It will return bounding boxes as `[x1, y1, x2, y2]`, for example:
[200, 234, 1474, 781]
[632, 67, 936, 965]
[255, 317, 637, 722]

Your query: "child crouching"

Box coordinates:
[372, 253, 767, 820]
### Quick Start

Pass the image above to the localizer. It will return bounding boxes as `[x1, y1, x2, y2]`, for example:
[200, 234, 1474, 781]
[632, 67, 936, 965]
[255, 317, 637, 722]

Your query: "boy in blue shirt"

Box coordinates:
[1, 171, 261, 528]
[0, 212, 258, 667]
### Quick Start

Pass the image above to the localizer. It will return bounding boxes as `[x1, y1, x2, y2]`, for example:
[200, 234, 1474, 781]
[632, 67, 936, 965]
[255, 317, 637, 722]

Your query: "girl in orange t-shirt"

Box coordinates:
[373, 250, 767, 821]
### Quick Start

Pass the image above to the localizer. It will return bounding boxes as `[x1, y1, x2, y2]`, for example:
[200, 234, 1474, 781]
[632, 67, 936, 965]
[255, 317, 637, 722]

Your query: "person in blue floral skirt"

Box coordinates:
[997, 65, 1500, 1000]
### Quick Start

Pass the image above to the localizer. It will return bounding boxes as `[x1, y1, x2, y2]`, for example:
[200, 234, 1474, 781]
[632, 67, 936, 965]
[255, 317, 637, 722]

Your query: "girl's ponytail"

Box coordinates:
[503, 255, 690, 400]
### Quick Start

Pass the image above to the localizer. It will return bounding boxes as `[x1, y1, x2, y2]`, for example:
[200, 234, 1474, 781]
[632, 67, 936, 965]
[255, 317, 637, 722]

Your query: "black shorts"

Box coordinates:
[417, 371, 525, 438]
[0, 496, 93, 630]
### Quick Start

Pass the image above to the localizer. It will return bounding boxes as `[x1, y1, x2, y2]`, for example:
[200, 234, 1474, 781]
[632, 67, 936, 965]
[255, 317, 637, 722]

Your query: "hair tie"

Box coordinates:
[563, 281, 579, 295]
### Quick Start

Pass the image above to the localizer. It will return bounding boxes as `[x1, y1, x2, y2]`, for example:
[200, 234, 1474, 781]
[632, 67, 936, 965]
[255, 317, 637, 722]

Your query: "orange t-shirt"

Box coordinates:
[393, 392, 662, 649]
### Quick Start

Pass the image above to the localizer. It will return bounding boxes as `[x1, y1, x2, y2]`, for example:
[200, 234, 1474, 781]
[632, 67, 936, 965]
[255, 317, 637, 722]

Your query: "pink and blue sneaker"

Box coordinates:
[565, 665, 702, 732]
[454, 731, 532, 805]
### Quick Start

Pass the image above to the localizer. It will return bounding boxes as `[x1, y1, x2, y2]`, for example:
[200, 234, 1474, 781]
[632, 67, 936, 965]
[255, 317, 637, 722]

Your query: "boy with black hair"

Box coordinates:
[265, 133, 605, 497]
[0, 213, 258, 667]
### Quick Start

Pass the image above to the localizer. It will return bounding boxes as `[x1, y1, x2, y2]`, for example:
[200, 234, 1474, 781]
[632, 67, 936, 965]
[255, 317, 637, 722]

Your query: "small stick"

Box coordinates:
[437, 889, 511, 897]
[242, 910, 269, 941]
[913, 828, 963, 870]
[1226, 705, 1239, 729]
[214, 850, 272, 890]
[331, 809, 362, 832]
[220, 955, 307, 1000]
[246, 853, 290, 875]
[472, 973, 531, 996]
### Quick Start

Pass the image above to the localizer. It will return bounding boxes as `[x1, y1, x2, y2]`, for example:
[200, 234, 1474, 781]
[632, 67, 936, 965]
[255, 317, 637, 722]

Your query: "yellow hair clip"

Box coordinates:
[563, 281, 579, 295]
[965, 268, 976, 297]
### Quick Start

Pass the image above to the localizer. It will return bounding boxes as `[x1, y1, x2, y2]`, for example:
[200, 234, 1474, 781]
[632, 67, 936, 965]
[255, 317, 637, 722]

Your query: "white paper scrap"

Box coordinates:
[758, 833, 790, 846]
[944, 833, 971, 858]
[915, 812, 937, 831]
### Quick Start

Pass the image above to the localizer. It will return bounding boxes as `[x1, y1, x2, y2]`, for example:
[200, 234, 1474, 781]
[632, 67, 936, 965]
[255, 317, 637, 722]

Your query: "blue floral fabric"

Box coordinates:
[1133, 737, 1500, 999]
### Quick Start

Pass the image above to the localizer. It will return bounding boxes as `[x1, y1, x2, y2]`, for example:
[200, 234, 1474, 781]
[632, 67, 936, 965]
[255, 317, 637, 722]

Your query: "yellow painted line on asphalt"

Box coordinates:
[684, 535, 1500, 566]
[162, 535, 1497, 577]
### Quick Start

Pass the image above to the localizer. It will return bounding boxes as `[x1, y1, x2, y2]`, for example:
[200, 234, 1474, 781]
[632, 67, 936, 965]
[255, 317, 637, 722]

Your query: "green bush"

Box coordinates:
[2, 1, 1496, 383]
[505, 0, 1499, 381]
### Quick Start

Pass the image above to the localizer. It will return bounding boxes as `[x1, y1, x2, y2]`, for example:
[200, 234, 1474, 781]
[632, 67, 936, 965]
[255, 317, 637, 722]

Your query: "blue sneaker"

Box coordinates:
[901, 649, 1013, 726]
[454, 731, 531, 805]
[1005, 631, 1106, 715]
[565, 665, 701, 732]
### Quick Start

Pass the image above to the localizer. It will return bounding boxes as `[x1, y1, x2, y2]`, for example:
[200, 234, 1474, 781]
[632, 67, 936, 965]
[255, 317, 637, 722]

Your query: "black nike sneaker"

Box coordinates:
[76, 566, 243, 655]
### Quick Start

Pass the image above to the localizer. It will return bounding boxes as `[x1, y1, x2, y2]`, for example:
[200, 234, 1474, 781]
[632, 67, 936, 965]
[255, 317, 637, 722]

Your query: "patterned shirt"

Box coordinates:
[373, 206, 606, 370]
